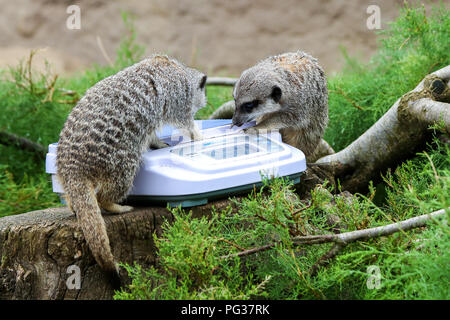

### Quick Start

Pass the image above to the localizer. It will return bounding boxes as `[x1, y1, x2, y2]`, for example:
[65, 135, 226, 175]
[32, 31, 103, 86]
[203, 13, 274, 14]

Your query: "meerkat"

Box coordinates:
[210, 51, 329, 162]
[56, 55, 207, 287]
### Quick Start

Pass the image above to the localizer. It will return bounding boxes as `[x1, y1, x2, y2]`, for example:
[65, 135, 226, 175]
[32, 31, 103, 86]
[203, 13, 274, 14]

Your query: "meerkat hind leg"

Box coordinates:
[100, 202, 134, 214]
[96, 179, 134, 214]
[63, 194, 74, 212]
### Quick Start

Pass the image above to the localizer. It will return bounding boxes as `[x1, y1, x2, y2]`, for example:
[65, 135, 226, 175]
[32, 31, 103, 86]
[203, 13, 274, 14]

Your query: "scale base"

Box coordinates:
[125, 173, 302, 208]
[57, 174, 302, 208]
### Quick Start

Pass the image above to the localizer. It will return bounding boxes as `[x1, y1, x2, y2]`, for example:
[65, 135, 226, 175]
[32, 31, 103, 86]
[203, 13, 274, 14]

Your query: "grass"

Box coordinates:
[196, 85, 233, 120]
[0, 164, 61, 217]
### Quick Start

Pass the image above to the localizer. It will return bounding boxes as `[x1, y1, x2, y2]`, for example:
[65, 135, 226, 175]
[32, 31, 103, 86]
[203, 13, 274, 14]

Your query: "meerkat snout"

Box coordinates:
[232, 84, 283, 127]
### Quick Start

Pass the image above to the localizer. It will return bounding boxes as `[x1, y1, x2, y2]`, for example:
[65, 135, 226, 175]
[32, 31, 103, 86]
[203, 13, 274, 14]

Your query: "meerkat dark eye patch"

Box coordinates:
[271, 86, 282, 103]
[199, 75, 207, 90]
[241, 100, 259, 113]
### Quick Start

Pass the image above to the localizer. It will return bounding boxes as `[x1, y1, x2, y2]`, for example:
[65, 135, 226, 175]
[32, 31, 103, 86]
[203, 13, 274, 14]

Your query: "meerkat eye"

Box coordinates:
[241, 100, 259, 113]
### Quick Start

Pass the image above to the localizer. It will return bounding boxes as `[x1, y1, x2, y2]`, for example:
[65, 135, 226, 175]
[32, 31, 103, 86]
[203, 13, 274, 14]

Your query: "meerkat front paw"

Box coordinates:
[181, 127, 203, 141]
[150, 139, 169, 149]
[190, 130, 203, 141]
[243, 127, 260, 135]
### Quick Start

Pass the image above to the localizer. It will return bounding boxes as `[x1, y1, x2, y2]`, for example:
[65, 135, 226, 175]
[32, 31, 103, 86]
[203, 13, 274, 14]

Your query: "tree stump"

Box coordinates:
[0, 199, 235, 300]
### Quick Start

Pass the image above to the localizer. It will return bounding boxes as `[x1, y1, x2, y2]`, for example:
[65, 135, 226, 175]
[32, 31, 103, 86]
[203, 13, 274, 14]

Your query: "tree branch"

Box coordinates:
[405, 98, 449, 133]
[221, 208, 447, 260]
[206, 77, 238, 86]
[0, 131, 46, 159]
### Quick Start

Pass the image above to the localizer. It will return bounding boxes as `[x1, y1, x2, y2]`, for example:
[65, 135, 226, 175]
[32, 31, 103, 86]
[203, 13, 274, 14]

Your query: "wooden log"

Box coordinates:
[0, 199, 235, 300]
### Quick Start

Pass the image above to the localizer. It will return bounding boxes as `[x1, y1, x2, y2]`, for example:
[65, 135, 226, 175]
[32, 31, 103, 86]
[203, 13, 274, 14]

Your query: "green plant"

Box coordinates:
[116, 136, 449, 300]
[114, 207, 270, 300]
[0, 165, 61, 217]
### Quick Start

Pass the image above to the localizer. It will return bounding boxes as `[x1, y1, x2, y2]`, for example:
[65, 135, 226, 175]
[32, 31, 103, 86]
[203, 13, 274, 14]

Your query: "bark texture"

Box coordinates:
[0, 199, 235, 300]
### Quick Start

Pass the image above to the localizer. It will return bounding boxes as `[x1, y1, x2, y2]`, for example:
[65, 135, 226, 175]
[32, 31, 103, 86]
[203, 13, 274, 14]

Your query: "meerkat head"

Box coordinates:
[231, 67, 283, 127]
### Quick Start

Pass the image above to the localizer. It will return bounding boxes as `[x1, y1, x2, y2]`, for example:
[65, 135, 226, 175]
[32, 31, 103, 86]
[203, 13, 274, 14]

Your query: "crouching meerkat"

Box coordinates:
[211, 51, 329, 162]
[56, 55, 207, 286]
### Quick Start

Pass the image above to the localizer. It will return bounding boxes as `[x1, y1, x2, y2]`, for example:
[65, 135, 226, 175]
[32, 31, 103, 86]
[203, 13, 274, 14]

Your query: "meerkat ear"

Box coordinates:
[232, 80, 239, 100]
[199, 75, 207, 89]
[271, 86, 282, 103]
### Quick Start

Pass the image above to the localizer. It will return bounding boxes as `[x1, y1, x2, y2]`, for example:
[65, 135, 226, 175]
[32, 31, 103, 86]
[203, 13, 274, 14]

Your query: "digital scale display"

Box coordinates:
[170, 134, 284, 161]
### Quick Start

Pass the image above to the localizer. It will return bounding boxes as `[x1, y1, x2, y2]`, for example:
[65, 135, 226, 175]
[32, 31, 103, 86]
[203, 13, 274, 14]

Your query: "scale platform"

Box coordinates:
[46, 120, 306, 207]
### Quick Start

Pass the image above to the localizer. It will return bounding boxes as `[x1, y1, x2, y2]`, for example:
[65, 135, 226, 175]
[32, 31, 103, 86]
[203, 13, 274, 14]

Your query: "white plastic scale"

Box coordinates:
[46, 120, 306, 207]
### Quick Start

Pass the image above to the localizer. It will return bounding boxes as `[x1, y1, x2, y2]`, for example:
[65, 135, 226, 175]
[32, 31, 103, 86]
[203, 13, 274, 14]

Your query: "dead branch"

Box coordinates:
[221, 208, 447, 260]
[0, 131, 46, 159]
[96, 35, 114, 67]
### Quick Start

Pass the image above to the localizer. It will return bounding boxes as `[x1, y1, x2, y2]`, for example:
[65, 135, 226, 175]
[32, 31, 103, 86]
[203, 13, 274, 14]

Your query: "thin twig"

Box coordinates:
[0, 131, 46, 159]
[220, 208, 447, 260]
[423, 151, 439, 182]
[215, 237, 246, 251]
[329, 87, 365, 110]
[221, 243, 276, 260]
[309, 243, 344, 276]
[96, 35, 114, 67]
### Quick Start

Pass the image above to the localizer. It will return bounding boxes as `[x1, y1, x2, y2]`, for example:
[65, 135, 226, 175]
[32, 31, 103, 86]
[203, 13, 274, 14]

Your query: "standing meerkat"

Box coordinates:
[56, 55, 207, 286]
[211, 51, 329, 162]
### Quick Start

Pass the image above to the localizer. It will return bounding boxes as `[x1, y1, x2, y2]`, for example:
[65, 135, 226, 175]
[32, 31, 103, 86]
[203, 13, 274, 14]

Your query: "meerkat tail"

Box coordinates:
[65, 179, 121, 288]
